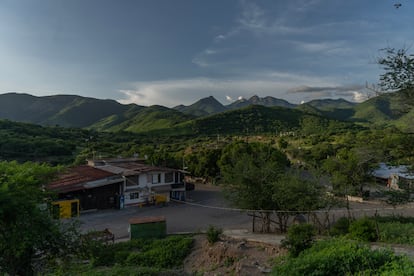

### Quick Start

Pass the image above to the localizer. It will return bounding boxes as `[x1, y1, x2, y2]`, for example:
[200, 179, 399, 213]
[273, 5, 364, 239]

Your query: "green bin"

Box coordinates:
[129, 216, 166, 239]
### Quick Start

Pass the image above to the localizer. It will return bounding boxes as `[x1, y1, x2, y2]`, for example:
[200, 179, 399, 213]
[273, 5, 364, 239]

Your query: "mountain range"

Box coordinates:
[0, 91, 412, 134]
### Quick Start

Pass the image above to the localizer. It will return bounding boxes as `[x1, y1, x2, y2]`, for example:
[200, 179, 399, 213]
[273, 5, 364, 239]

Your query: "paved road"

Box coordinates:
[79, 184, 251, 239]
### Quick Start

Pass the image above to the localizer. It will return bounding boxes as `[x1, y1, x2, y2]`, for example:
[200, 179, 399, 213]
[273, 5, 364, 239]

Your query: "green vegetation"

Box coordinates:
[0, 54, 413, 273]
[206, 225, 223, 244]
[0, 161, 80, 275]
[329, 216, 414, 245]
[281, 224, 316, 257]
[273, 238, 414, 275]
[218, 141, 332, 233]
[54, 235, 194, 275]
[348, 217, 378, 242]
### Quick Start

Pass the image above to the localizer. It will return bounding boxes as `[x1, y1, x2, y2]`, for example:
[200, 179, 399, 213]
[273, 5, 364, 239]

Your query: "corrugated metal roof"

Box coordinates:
[373, 163, 414, 180]
[114, 162, 175, 173]
[48, 165, 119, 193]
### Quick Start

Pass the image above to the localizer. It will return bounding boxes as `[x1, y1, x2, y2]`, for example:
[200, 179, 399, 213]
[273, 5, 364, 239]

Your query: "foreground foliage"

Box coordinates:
[0, 161, 80, 275]
[53, 235, 194, 275]
[281, 224, 316, 257]
[273, 238, 414, 275]
[330, 216, 414, 245]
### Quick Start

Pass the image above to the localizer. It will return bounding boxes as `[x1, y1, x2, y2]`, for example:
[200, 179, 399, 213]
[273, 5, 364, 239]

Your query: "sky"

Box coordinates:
[0, 0, 413, 107]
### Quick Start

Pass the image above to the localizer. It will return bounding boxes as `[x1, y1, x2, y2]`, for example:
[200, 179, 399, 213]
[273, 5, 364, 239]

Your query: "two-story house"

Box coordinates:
[49, 158, 187, 211]
[88, 158, 187, 206]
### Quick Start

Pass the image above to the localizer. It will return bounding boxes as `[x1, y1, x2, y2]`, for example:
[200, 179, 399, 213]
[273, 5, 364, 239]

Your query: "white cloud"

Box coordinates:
[225, 95, 233, 102]
[351, 91, 368, 102]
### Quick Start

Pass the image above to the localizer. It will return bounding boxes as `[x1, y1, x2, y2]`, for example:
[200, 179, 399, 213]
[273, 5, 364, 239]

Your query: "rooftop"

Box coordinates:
[48, 165, 118, 193]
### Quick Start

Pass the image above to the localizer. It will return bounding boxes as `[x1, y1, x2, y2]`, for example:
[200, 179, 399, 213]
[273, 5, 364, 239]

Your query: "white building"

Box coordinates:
[88, 158, 187, 206]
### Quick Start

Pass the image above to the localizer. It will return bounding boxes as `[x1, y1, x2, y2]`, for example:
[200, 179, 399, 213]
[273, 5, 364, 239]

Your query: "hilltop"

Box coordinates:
[0, 91, 412, 134]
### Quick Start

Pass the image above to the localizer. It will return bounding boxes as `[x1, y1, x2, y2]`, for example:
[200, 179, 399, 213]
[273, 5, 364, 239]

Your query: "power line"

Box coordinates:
[171, 199, 414, 214]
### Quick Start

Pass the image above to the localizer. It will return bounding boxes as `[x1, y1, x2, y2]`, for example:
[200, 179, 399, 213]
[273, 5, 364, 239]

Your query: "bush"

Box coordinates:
[273, 238, 412, 275]
[329, 216, 351, 237]
[378, 222, 414, 245]
[206, 225, 222, 244]
[281, 223, 316, 257]
[125, 236, 194, 268]
[348, 217, 378, 242]
[80, 235, 193, 269]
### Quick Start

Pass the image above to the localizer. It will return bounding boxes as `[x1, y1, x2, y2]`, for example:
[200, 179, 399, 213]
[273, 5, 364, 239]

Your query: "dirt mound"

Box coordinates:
[184, 234, 286, 275]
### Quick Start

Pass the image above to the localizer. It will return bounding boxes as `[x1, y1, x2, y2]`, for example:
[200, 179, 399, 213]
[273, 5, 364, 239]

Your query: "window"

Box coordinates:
[152, 173, 161, 184]
[129, 192, 139, 200]
[165, 172, 174, 183]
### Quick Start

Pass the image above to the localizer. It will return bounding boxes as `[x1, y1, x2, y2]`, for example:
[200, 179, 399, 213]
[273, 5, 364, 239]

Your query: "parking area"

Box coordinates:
[79, 184, 251, 240]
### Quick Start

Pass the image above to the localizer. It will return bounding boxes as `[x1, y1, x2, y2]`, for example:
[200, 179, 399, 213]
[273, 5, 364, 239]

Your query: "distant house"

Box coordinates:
[372, 163, 414, 190]
[49, 158, 187, 210]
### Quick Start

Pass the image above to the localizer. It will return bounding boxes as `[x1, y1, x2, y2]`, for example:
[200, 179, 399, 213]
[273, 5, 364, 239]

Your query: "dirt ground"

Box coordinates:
[183, 234, 286, 275]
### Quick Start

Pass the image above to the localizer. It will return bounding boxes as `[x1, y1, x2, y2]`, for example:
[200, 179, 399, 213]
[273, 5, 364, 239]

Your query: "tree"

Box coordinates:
[378, 47, 414, 92]
[377, 47, 414, 104]
[272, 172, 330, 232]
[323, 148, 375, 197]
[0, 161, 79, 275]
[218, 141, 328, 233]
[218, 142, 288, 232]
[186, 147, 222, 182]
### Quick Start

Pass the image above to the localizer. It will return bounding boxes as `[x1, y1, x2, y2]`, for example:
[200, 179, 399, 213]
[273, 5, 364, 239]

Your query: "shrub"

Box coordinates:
[281, 223, 316, 257]
[329, 216, 351, 237]
[206, 225, 222, 244]
[348, 217, 378, 242]
[378, 222, 414, 245]
[273, 238, 412, 275]
[125, 236, 193, 268]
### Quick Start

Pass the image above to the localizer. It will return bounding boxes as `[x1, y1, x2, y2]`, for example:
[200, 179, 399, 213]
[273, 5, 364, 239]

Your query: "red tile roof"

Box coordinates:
[48, 165, 116, 193]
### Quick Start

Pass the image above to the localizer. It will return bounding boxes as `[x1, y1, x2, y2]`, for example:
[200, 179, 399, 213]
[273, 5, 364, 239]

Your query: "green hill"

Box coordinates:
[305, 98, 356, 111]
[350, 91, 414, 131]
[150, 105, 355, 137]
[91, 105, 194, 133]
[0, 93, 134, 127]
[173, 96, 227, 117]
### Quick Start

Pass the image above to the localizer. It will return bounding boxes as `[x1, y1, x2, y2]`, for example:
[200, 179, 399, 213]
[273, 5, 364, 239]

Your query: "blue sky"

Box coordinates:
[0, 0, 413, 107]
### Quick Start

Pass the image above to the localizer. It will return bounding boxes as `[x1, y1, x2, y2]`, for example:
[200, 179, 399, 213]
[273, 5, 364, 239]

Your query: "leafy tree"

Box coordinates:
[185, 147, 222, 182]
[219, 142, 328, 233]
[272, 172, 330, 232]
[218, 142, 288, 232]
[0, 161, 79, 275]
[323, 148, 375, 197]
[378, 47, 414, 93]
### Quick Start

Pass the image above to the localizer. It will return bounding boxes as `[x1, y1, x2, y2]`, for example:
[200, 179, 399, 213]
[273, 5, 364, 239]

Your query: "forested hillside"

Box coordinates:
[1, 91, 413, 133]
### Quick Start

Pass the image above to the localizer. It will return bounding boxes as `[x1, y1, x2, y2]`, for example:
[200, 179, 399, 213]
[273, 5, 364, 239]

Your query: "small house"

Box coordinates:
[372, 163, 414, 190]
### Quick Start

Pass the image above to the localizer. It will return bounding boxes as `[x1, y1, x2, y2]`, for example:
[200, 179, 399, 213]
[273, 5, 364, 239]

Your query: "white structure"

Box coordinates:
[88, 158, 187, 206]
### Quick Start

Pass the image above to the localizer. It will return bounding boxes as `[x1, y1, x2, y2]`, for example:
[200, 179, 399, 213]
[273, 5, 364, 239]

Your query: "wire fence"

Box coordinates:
[171, 199, 414, 233]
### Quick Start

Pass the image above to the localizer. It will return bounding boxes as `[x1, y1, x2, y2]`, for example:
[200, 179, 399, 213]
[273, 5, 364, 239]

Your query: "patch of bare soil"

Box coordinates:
[184, 234, 287, 275]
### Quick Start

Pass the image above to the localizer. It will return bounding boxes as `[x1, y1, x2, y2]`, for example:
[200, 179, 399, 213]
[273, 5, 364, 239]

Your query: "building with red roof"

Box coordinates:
[49, 159, 187, 210]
